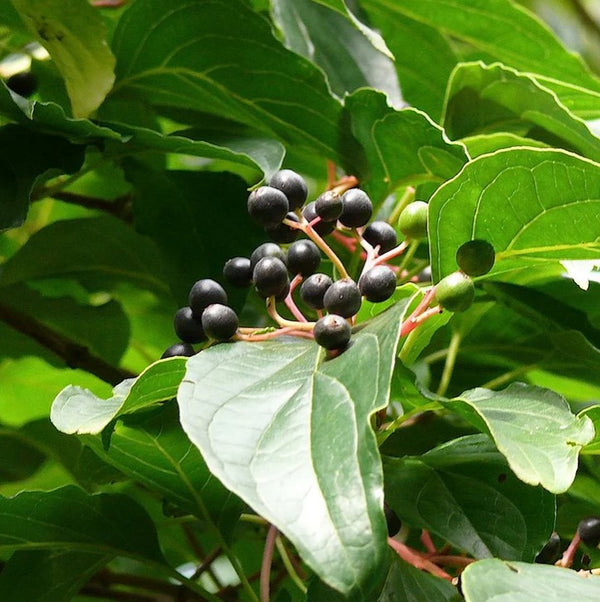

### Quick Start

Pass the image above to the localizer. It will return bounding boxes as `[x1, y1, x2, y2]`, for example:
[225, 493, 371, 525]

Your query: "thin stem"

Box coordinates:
[387, 537, 452, 581]
[396, 239, 420, 274]
[372, 240, 409, 268]
[275, 537, 307, 594]
[266, 297, 315, 331]
[48, 191, 133, 221]
[481, 364, 537, 390]
[388, 186, 416, 225]
[400, 304, 442, 337]
[436, 329, 461, 397]
[261, 525, 278, 602]
[556, 532, 581, 568]
[428, 555, 475, 568]
[236, 327, 312, 342]
[421, 530, 437, 554]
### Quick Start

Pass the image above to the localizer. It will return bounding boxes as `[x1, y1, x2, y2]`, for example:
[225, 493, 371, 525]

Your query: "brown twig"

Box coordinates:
[46, 191, 133, 222]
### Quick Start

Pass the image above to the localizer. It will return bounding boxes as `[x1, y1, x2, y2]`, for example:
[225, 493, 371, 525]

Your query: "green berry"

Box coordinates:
[247, 186, 289, 227]
[269, 169, 308, 210]
[433, 272, 474, 312]
[359, 266, 397, 302]
[161, 342, 195, 359]
[300, 273, 332, 309]
[363, 221, 397, 254]
[201, 304, 239, 341]
[287, 240, 321, 276]
[456, 239, 495, 277]
[397, 201, 428, 240]
[323, 278, 362, 318]
[578, 516, 600, 548]
[174, 307, 206, 343]
[189, 279, 227, 317]
[315, 190, 343, 222]
[313, 314, 351, 350]
[339, 189, 372, 228]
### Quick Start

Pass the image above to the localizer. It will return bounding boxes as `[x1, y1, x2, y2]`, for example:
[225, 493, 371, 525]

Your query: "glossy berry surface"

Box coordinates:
[6, 71, 37, 97]
[160, 342, 195, 359]
[247, 186, 289, 227]
[323, 278, 362, 317]
[223, 257, 252, 288]
[253, 256, 290, 298]
[339, 188, 373, 228]
[302, 202, 335, 236]
[189, 279, 227, 316]
[534, 532, 561, 564]
[250, 242, 287, 271]
[456, 239, 495, 277]
[397, 201, 428, 240]
[174, 307, 206, 343]
[269, 169, 308, 210]
[384, 503, 402, 537]
[433, 272, 474, 312]
[266, 212, 300, 243]
[578, 516, 600, 548]
[315, 190, 343, 222]
[359, 265, 397, 302]
[363, 221, 398, 254]
[300, 273, 333, 309]
[287, 240, 321, 276]
[201, 304, 239, 341]
[313, 314, 351, 350]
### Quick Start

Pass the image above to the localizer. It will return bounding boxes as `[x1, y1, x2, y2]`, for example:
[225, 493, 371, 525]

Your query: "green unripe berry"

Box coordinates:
[456, 239, 495, 277]
[433, 272, 474, 312]
[397, 201, 428, 240]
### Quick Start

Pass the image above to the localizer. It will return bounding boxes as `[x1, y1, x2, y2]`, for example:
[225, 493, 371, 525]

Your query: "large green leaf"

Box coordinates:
[428, 148, 600, 281]
[383, 435, 554, 560]
[345, 88, 468, 204]
[10, 0, 115, 118]
[177, 299, 413, 597]
[461, 559, 600, 601]
[443, 62, 600, 162]
[445, 383, 594, 493]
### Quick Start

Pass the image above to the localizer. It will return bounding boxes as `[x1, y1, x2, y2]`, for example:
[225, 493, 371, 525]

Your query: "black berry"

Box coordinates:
[253, 256, 290, 298]
[6, 71, 37, 97]
[189, 279, 227, 317]
[433, 272, 474, 312]
[456, 239, 495, 277]
[535, 532, 561, 564]
[201, 304, 239, 341]
[250, 242, 287, 271]
[339, 189, 373, 228]
[287, 240, 321, 277]
[359, 265, 397, 302]
[313, 314, 351, 350]
[323, 278, 362, 317]
[363, 221, 398, 254]
[315, 190, 343, 222]
[223, 257, 252, 288]
[265, 212, 300, 243]
[300, 273, 333, 309]
[161, 342, 195, 359]
[174, 307, 206, 343]
[578, 516, 600, 548]
[397, 201, 428, 240]
[303, 202, 335, 236]
[384, 503, 402, 537]
[247, 186, 289, 227]
[269, 169, 308, 210]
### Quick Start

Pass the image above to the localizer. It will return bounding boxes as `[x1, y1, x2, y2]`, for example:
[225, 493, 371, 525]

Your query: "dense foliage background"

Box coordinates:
[1, 0, 600, 600]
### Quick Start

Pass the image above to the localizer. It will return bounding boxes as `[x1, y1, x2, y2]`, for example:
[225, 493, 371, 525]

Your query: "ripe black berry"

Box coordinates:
[359, 265, 397, 302]
[578, 516, 600, 548]
[315, 190, 343, 222]
[433, 272, 474, 312]
[300, 273, 333, 309]
[384, 503, 402, 537]
[174, 307, 206, 343]
[265, 212, 300, 243]
[201, 304, 239, 341]
[189, 279, 227, 317]
[456, 239, 495, 277]
[161, 342, 195, 359]
[313, 314, 351, 350]
[287, 240, 321, 277]
[397, 201, 428, 240]
[269, 169, 308, 210]
[6, 71, 37, 97]
[247, 186, 289, 227]
[339, 189, 373, 228]
[302, 202, 335, 236]
[253, 256, 289, 298]
[363, 221, 398, 254]
[535, 532, 561, 564]
[250, 242, 287, 271]
[223, 257, 252, 288]
[323, 278, 362, 317]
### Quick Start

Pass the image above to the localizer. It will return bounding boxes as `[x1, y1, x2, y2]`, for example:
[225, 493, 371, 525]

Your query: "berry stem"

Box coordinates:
[267, 297, 315, 331]
[436, 329, 461, 397]
[284, 293, 308, 323]
[400, 305, 442, 337]
[387, 537, 452, 581]
[371, 240, 409, 268]
[427, 554, 475, 568]
[556, 532, 581, 568]
[260, 524, 278, 602]
[388, 186, 416, 225]
[421, 530, 437, 554]
[331, 230, 358, 252]
[274, 536, 307, 594]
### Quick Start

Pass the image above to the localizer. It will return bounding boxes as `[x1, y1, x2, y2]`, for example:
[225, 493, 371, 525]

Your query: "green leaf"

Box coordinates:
[177, 299, 414, 597]
[428, 148, 600, 281]
[10, 0, 115, 117]
[461, 559, 600, 601]
[85, 402, 243, 537]
[0, 124, 84, 230]
[383, 435, 555, 560]
[461, 133, 548, 157]
[345, 88, 468, 204]
[110, 0, 346, 166]
[445, 383, 595, 493]
[271, 0, 401, 105]
[0, 485, 164, 562]
[51, 357, 186, 435]
[0, 550, 111, 602]
[442, 62, 600, 162]
[0, 428, 45, 482]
